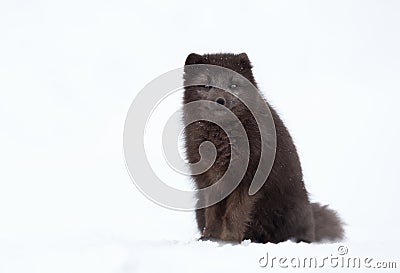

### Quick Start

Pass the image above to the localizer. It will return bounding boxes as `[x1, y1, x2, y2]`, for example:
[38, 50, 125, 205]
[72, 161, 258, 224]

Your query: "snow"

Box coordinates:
[1, 0, 400, 272]
[1, 237, 399, 272]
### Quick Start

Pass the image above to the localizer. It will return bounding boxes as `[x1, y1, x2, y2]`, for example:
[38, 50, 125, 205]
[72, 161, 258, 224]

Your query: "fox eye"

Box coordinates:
[230, 84, 238, 89]
[201, 85, 212, 89]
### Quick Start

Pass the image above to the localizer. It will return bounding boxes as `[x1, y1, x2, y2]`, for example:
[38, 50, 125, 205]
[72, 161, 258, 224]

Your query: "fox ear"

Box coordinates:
[185, 53, 204, 65]
[238, 52, 249, 62]
[238, 52, 252, 69]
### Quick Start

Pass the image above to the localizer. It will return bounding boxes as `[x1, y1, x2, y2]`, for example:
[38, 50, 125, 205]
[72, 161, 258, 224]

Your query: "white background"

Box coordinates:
[0, 0, 399, 272]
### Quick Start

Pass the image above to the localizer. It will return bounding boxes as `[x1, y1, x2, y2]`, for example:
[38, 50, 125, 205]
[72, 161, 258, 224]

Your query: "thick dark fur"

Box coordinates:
[183, 53, 344, 243]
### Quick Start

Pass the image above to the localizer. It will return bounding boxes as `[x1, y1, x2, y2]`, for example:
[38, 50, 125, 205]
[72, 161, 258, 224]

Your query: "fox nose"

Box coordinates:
[216, 97, 225, 105]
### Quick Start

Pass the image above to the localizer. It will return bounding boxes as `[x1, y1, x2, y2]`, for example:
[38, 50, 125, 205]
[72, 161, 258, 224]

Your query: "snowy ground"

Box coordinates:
[1, 1, 400, 272]
[1, 236, 399, 272]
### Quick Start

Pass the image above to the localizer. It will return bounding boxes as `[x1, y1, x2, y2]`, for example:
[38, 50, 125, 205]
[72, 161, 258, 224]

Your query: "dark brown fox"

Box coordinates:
[183, 53, 344, 243]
